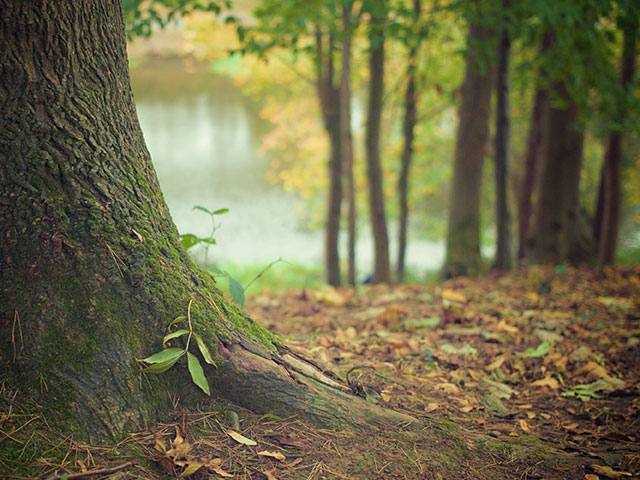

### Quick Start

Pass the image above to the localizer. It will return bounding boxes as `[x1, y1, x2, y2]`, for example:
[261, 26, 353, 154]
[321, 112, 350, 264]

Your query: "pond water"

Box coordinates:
[130, 57, 444, 277]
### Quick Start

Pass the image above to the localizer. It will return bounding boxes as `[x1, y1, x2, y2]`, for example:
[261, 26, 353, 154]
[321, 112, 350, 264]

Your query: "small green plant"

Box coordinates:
[140, 300, 214, 395]
[179, 206, 229, 265]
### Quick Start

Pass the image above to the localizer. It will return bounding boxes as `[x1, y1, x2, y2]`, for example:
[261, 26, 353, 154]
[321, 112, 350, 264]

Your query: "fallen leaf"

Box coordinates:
[486, 355, 506, 371]
[227, 429, 257, 446]
[592, 464, 633, 478]
[440, 343, 477, 356]
[522, 341, 551, 358]
[314, 286, 346, 306]
[258, 450, 286, 462]
[531, 376, 560, 389]
[519, 419, 531, 433]
[263, 468, 278, 480]
[425, 402, 439, 412]
[584, 475, 599, 480]
[497, 319, 519, 334]
[179, 461, 205, 477]
[441, 288, 468, 304]
[210, 465, 234, 477]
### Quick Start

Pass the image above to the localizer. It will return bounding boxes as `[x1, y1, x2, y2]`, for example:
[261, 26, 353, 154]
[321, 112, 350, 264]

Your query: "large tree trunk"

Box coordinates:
[518, 34, 552, 260]
[341, 3, 357, 286]
[0, 0, 417, 443]
[315, 31, 343, 286]
[527, 82, 591, 264]
[597, 12, 638, 265]
[492, 0, 513, 270]
[443, 24, 495, 278]
[397, 0, 421, 283]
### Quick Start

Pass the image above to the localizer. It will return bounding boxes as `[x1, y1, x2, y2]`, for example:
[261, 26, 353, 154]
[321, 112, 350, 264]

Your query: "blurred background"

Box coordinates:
[124, 0, 640, 292]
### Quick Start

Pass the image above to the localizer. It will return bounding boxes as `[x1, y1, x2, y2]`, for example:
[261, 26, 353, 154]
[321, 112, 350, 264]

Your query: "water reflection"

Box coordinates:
[130, 57, 445, 275]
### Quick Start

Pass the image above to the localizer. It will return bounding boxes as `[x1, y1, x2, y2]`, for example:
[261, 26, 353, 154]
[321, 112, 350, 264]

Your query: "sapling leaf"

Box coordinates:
[228, 275, 246, 307]
[180, 233, 201, 250]
[193, 332, 216, 365]
[142, 348, 185, 364]
[193, 205, 213, 215]
[213, 208, 229, 215]
[187, 352, 210, 395]
[143, 349, 185, 373]
[163, 329, 190, 347]
[168, 315, 187, 329]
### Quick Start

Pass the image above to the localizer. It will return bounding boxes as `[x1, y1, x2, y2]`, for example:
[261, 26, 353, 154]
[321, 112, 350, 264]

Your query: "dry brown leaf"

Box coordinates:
[258, 450, 286, 462]
[179, 461, 205, 477]
[155, 432, 167, 454]
[519, 419, 531, 433]
[577, 361, 610, 381]
[210, 465, 234, 477]
[425, 403, 439, 412]
[531, 376, 559, 389]
[441, 288, 468, 304]
[496, 319, 519, 335]
[227, 429, 257, 446]
[592, 464, 633, 478]
[486, 354, 507, 371]
[585, 475, 599, 480]
[173, 427, 184, 447]
[263, 468, 279, 480]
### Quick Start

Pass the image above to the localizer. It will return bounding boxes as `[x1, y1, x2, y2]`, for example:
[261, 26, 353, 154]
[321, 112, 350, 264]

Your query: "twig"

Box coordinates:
[243, 257, 283, 291]
[47, 460, 137, 480]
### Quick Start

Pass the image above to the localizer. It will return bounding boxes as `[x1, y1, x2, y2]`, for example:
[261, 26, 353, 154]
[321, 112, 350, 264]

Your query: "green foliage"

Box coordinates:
[123, 0, 230, 39]
[141, 301, 215, 395]
[179, 206, 228, 261]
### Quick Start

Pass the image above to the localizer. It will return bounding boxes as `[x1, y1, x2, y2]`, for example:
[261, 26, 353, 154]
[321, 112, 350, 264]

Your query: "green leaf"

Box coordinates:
[168, 315, 186, 330]
[180, 233, 202, 250]
[209, 266, 224, 275]
[163, 329, 189, 347]
[142, 348, 185, 364]
[228, 275, 245, 307]
[523, 341, 551, 358]
[193, 205, 213, 215]
[192, 332, 215, 365]
[187, 352, 210, 395]
[143, 349, 185, 373]
[212, 208, 229, 215]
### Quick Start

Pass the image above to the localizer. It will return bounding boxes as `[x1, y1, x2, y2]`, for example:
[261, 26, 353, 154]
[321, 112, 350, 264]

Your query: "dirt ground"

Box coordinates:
[2, 265, 639, 479]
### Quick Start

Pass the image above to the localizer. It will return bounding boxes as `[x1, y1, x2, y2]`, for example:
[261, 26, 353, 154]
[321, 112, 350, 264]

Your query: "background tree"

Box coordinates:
[364, 0, 391, 284]
[443, 15, 495, 278]
[0, 0, 416, 442]
[396, 0, 422, 283]
[492, 0, 512, 270]
[595, 5, 638, 265]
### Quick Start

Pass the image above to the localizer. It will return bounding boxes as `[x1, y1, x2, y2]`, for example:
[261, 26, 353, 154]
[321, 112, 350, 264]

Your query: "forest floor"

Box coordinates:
[3, 265, 639, 479]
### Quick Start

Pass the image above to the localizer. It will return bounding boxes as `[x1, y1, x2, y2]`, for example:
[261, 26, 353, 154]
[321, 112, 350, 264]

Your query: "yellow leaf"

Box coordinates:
[519, 419, 531, 433]
[531, 376, 560, 389]
[155, 432, 167, 454]
[497, 319, 519, 335]
[441, 289, 468, 304]
[592, 464, 633, 478]
[258, 450, 286, 462]
[425, 403, 439, 412]
[179, 461, 205, 477]
[486, 355, 506, 371]
[263, 468, 278, 480]
[314, 286, 346, 306]
[227, 429, 257, 446]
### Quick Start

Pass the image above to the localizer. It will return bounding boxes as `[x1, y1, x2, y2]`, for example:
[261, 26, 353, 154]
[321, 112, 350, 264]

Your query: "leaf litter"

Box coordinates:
[1, 265, 639, 479]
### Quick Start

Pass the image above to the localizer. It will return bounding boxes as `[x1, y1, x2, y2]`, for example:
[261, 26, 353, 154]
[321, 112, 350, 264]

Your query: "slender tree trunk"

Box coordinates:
[527, 82, 589, 264]
[341, 3, 356, 286]
[518, 33, 551, 260]
[493, 0, 512, 270]
[597, 13, 638, 265]
[443, 24, 495, 278]
[315, 31, 343, 286]
[397, 0, 421, 283]
[365, 0, 391, 284]
[0, 0, 417, 442]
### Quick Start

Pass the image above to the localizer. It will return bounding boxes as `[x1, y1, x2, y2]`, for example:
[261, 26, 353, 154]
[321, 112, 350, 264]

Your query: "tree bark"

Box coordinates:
[0, 0, 418, 443]
[443, 24, 495, 278]
[492, 0, 512, 270]
[518, 34, 552, 260]
[527, 82, 591, 264]
[365, 0, 391, 284]
[315, 31, 343, 286]
[340, 3, 357, 286]
[397, 0, 421, 283]
[597, 12, 638, 265]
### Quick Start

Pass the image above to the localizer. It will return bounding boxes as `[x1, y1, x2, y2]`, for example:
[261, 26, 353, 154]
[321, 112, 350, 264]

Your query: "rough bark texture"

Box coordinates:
[340, 4, 356, 286]
[0, 0, 418, 443]
[597, 13, 638, 265]
[527, 83, 591, 264]
[397, 0, 420, 283]
[518, 34, 551, 260]
[493, 2, 512, 270]
[365, 1, 391, 284]
[443, 24, 495, 278]
[315, 32, 342, 286]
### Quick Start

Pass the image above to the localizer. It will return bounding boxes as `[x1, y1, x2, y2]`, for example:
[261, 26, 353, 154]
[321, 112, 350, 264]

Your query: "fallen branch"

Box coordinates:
[47, 460, 137, 480]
